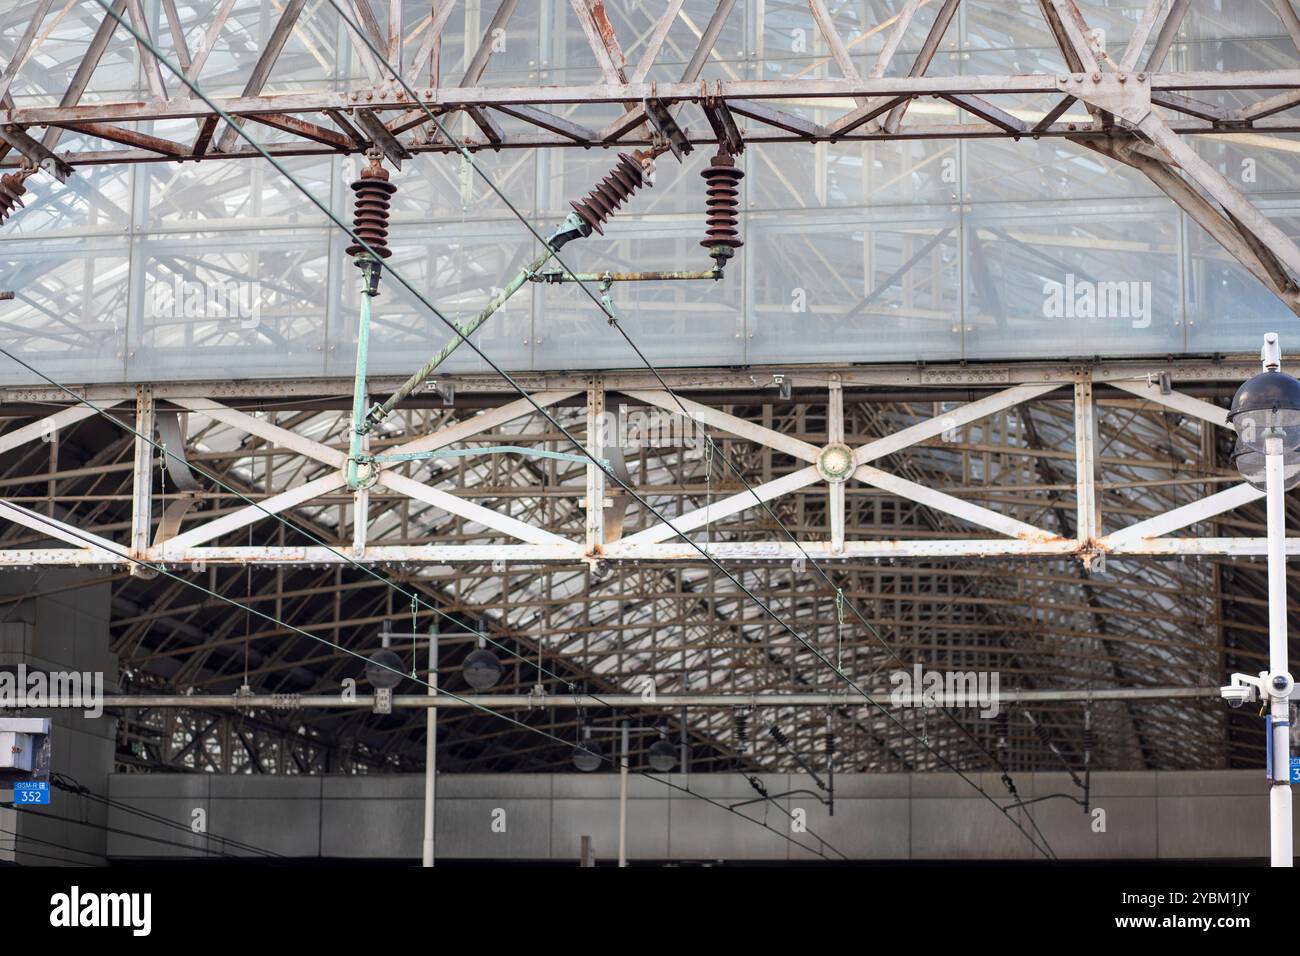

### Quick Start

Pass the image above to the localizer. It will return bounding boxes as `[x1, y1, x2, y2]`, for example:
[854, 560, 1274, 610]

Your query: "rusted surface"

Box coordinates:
[245, 112, 353, 149]
[0, 167, 35, 223]
[56, 121, 187, 156]
[590, 0, 626, 68]
[1017, 529, 1069, 545]
[700, 147, 743, 266]
[346, 154, 396, 260]
[569, 152, 648, 236]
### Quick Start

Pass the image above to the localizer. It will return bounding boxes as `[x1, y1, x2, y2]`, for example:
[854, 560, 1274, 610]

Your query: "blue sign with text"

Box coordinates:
[13, 780, 49, 805]
[1291, 756, 1300, 784]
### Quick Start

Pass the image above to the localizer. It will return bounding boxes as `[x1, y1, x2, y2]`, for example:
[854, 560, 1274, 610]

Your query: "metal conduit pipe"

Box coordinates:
[28, 686, 1227, 710]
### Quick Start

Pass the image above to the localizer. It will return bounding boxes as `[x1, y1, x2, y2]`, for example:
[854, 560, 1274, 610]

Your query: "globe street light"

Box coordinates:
[462, 631, 503, 691]
[364, 648, 404, 690]
[647, 738, 678, 772]
[1225, 331, 1299, 868]
[1228, 364, 1300, 455]
[365, 622, 405, 690]
[647, 725, 678, 772]
[573, 724, 602, 772]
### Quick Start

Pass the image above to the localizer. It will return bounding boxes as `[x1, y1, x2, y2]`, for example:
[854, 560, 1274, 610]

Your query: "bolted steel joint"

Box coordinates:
[816, 443, 855, 483]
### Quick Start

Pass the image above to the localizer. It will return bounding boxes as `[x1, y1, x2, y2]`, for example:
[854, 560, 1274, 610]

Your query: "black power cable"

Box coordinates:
[61, 0, 1052, 861]
[321, 0, 1056, 859]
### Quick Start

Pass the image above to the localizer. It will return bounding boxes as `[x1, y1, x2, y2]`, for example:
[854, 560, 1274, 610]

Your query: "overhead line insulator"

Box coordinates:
[0, 168, 36, 225]
[700, 147, 743, 270]
[568, 152, 649, 237]
[346, 155, 397, 267]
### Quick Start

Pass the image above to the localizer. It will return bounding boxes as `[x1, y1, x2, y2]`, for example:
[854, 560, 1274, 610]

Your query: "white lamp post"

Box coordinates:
[1225, 331, 1300, 867]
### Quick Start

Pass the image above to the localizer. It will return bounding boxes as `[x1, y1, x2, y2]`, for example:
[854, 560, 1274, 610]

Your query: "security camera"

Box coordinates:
[1220, 672, 1265, 708]
[1269, 671, 1295, 699]
[1221, 684, 1254, 709]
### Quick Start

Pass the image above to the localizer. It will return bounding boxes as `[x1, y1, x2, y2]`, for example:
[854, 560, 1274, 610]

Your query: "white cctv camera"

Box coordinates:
[1220, 684, 1255, 709]
[1220, 672, 1264, 709]
[1268, 671, 1295, 699]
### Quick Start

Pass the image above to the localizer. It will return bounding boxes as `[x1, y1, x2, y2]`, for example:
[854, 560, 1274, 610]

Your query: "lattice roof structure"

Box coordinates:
[0, 1, 1298, 784]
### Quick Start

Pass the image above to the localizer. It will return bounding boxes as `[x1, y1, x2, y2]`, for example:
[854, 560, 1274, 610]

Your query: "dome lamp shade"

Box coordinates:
[462, 646, 503, 690]
[647, 738, 677, 772]
[1227, 370, 1300, 454]
[365, 648, 404, 690]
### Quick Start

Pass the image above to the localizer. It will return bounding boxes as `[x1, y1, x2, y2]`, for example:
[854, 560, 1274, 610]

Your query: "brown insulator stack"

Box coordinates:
[700, 148, 743, 268]
[569, 152, 647, 236]
[345, 156, 396, 261]
[0, 168, 36, 225]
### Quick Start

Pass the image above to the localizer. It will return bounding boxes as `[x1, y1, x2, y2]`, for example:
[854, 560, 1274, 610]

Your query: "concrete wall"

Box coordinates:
[0, 570, 117, 866]
[103, 769, 1297, 863]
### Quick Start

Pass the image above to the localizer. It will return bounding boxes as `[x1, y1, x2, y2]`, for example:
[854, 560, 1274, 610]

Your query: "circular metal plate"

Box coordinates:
[817, 442, 855, 483]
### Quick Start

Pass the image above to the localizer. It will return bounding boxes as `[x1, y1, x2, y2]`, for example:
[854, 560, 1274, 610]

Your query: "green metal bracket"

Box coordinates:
[346, 257, 383, 490]
[364, 212, 589, 431]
